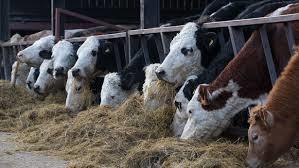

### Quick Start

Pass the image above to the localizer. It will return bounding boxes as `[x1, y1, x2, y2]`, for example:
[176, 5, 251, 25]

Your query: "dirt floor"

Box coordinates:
[0, 132, 67, 168]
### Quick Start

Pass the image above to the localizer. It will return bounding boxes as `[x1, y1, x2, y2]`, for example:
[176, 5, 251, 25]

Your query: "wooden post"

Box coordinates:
[2, 47, 11, 80]
[51, 0, 65, 37]
[140, 0, 160, 29]
[0, 0, 9, 41]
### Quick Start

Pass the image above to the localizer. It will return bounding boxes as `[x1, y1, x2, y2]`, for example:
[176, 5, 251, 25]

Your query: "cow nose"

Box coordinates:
[26, 81, 32, 89]
[34, 85, 40, 93]
[54, 67, 64, 75]
[17, 52, 23, 59]
[72, 69, 80, 77]
[155, 69, 166, 80]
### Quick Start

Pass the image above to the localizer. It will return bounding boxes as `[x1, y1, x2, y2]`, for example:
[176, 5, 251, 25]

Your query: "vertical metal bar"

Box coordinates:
[127, 33, 132, 62]
[51, 0, 65, 36]
[0, 47, 3, 79]
[260, 25, 277, 85]
[153, 35, 166, 62]
[218, 28, 226, 49]
[229, 26, 245, 56]
[140, 36, 151, 65]
[160, 32, 171, 56]
[0, 0, 10, 41]
[122, 37, 129, 65]
[2, 47, 11, 80]
[284, 22, 296, 56]
[112, 40, 122, 72]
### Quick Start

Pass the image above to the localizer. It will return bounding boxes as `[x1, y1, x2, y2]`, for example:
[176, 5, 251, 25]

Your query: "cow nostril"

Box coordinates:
[34, 85, 40, 93]
[55, 67, 64, 72]
[72, 69, 80, 77]
[155, 69, 166, 79]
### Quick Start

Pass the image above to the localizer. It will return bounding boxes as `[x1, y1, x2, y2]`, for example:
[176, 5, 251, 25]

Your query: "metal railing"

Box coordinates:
[1, 13, 299, 82]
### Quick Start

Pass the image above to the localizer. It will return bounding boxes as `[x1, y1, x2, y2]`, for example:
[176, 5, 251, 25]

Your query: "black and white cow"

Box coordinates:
[70, 36, 118, 79]
[26, 67, 40, 91]
[17, 35, 55, 67]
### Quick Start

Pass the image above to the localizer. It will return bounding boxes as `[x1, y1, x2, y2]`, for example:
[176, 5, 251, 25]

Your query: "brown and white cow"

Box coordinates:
[246, 48, 299, 168]
[181, 3, 299, 139]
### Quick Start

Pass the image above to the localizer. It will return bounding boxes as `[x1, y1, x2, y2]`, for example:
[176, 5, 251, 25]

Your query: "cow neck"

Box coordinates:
[208, 32, 271, 100]
[265, 49, 299, 127]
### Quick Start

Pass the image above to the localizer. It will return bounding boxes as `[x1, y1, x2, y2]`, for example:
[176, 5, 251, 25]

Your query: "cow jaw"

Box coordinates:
[181, 80, 267, 139]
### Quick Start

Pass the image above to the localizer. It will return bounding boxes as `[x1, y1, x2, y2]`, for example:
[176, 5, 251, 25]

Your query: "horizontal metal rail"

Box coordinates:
[2, 13, 299, 47]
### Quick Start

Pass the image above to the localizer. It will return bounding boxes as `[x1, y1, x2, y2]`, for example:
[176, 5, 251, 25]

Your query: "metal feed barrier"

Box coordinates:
[0, 13, 298, 136]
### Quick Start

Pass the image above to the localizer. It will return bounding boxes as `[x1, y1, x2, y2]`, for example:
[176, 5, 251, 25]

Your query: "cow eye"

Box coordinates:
[47, 68, 53, 75]
[76, 86, 82, 92]
[181, 48, 188, 55]
[174, 101, 182, 110]
[189, 110, 193, 114]
[91, 50, 97, 57]
[252, 133, 259, 142]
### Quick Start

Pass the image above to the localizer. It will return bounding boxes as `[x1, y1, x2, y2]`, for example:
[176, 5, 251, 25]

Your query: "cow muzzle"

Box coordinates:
[155, 69, 166, 80]
[72, 68, 81, 78]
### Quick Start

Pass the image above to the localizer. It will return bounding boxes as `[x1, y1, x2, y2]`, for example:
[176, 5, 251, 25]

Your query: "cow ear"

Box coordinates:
[203, 32, 217, 50]
[265, 110, 274, 127]
[39, 50, 52, 59]
[198, 85, 211, 106]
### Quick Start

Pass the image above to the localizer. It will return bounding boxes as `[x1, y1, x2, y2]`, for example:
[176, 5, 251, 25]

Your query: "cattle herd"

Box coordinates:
[7, 0, 299, 167]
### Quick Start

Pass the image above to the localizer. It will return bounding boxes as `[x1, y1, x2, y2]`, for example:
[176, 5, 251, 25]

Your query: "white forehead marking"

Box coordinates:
[32, 35, 55, 50]
[52, 40, 74, 55]
[170, 22, 198, 47]
[77, 36, 100, 57]
[269, 4, 292, 17]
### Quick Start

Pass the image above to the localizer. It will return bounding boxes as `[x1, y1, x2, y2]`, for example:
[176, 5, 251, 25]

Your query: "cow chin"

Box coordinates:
[246, 157, 264, 168]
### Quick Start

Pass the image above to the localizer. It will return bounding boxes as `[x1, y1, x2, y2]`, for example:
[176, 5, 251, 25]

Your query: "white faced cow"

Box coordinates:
[70, 36, 100, 79]
[155, 22, 217, 87]
[26, 67, 39, 91]
[52, 40, 78, 79]
[100, 72, 137, 107]
[17, 35, 55, 67]
[65, 70, 93, 112]
[172, 75, 198, 137]
[10, 61, 30, 86]
[33, 59, 65, 95]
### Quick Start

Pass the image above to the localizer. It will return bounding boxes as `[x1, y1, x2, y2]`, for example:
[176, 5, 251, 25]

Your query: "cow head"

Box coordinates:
[33, 59, 57, 95]
[65, 70, 92, 112]
[52, 40, 78, 79]
[172, 75, 198, 137]
[100, 73, 137, 107]
[246, 105, 297, 168]
[155, 22, 217, 87]
[17, 35, 55, 67]
[70, 36, 101, 79]
[26, 67, 40, 90]
[181, 80, 268, 140]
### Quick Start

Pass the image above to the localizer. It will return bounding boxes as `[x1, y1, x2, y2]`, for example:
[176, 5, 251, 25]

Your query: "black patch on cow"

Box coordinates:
[33, 68, 40, 81]
[195, 28, 219, 68]
[39, 50, 52, 59]
[90, 77, 104, 104]
[182, 77, 199, 101]
[47, 68, 53, 75]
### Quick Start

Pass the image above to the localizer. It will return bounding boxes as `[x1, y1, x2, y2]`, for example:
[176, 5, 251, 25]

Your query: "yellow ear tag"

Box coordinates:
[209, 40, 214, 46]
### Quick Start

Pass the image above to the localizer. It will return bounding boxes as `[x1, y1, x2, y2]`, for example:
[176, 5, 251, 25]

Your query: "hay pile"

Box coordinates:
[1, 80, 298, 168]
[0, 80, 66, 131]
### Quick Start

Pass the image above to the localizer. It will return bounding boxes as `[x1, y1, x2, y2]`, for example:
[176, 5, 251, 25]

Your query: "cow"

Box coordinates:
[246, 48, 299, 168]
[65, 70, 104, 112]
[33, 59, 65, 96]
[70, 36, 118, 79]
[17, 35, 55, 67]
[100, 73, 138, 107]
[181, 3, 299, 140]
[26, 67, 39, 91]
[172, 0, 299, 135]
[52, 40, 79, 79]
[10, 61, 30, 87]
[172, 75, 198, 137]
